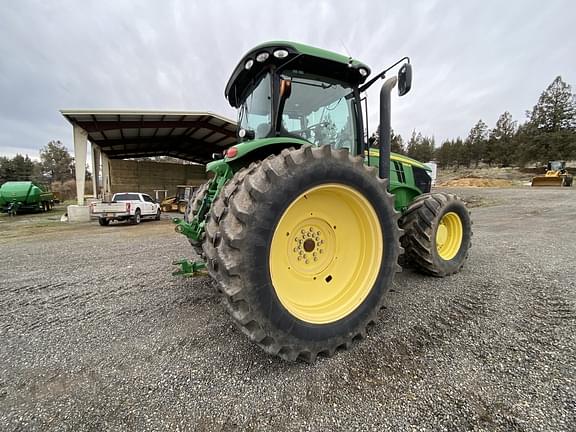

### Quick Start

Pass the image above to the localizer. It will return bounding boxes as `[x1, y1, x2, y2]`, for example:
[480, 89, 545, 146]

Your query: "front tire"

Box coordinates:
[400, 193, 472, 277]
[203, 145, 401, 362]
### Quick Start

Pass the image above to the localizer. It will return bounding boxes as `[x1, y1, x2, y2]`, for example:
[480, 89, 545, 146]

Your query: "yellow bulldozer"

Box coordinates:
[531, 161, 573, 187]
[160, 185, 198, 213]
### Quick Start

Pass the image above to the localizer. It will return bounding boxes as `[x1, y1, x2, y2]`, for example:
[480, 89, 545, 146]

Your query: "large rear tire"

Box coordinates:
[184, 182, 210, 256]
[203, 145, 401, 362]
[399, 193, 472, 277]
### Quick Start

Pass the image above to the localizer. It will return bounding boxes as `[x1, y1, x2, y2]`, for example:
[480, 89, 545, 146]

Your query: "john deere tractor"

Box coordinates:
[174, 41, 472, 362]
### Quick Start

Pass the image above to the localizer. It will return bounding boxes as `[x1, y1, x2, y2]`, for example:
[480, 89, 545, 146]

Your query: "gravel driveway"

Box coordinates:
[0, 187, 574, 431]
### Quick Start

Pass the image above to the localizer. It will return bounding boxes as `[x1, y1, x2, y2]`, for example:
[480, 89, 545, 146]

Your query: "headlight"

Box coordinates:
[273, 49, 289, 59]
[256, 52, 269, 62]
[244, 59, 254, 70]
[359, 68, 368, 77]
[238, 129, 246, 138]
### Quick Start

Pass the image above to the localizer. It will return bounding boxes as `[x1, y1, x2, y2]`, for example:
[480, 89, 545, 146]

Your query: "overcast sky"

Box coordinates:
[1, 0, 575, 159]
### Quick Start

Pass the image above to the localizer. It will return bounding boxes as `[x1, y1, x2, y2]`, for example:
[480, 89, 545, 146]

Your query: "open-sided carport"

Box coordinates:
[61, 109, 237, 206]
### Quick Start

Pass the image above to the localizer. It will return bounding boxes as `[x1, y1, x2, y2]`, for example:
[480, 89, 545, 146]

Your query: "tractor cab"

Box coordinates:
[548, 160, 566, 173]
[224, 41, 371, 156]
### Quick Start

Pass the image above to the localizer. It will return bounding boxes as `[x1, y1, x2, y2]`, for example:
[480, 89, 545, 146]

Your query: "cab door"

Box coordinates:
[142, 194, 156, 215]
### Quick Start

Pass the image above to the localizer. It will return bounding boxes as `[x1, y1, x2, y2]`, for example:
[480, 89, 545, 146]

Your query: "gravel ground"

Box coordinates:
[0, 187, 575, 431]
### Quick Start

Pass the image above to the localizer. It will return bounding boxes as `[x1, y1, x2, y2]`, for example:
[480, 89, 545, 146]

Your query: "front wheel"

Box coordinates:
[203, 145, 401, 362]
[155, 209, 161, 220]
[400, 193, 472, 277]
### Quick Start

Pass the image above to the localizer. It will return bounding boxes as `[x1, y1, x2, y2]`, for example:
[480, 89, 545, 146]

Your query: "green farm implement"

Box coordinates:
[173, 41, 472, 362]
[0, 181, 54, 215]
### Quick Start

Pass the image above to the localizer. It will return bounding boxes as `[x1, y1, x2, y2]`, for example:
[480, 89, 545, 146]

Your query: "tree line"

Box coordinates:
[372, 76, 576, 167]
[0, 141, 80, 186]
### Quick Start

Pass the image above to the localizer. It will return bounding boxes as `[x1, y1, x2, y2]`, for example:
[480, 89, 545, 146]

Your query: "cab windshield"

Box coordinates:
[238, 73, 272, 139]
[280, 72, 355, 150]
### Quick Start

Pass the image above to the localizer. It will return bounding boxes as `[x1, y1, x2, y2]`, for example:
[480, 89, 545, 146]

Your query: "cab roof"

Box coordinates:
[225, 41, 371, 108]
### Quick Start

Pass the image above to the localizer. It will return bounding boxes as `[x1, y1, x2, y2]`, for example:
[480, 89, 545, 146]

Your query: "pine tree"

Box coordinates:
[369, 127, 405, 154]
[40, 141, 74, 183]
[528, 76, 576, 132]
[406, 131, 434, 162]
[466, 120, 488, 167]
[487, 112, 517, 166]
[521, 76, 576, 163]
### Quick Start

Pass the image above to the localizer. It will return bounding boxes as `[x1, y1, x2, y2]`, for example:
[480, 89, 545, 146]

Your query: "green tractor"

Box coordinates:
[174, 41, 472, 362]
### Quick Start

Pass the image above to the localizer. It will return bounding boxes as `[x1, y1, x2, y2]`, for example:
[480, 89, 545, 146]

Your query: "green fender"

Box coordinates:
[206, 137, 309, 175]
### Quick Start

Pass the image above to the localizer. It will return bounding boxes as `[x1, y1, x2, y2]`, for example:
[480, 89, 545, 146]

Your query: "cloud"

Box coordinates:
[0, 0, 574, 157]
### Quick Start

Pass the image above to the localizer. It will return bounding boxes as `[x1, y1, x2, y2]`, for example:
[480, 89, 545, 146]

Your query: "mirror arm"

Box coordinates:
[359, 56, 410, 93]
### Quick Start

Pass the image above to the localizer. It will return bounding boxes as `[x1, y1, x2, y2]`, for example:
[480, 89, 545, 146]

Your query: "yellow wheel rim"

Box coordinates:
[269, 184, 383, 324]
[436, 212, 463, 261]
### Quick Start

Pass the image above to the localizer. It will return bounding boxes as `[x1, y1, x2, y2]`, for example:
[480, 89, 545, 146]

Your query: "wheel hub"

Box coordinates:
[436, 223, 448, 246]
[287, 219, 335, 276]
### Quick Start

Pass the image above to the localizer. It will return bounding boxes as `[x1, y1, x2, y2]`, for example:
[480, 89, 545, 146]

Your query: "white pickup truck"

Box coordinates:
[90, 192, 161, 226]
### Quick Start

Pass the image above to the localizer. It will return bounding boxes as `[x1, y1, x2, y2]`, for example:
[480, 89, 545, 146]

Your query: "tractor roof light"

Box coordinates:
[358, 68, 368, 77]
[244, 59, 254, 70]
[273, 49, 289, 59]
[256, 52, 270, 62]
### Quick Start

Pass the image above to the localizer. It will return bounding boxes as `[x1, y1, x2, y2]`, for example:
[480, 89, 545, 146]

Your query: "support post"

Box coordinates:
[92, 144, 100, 199]
[73, 125, 88, 205]
[101, 152, 111, 201]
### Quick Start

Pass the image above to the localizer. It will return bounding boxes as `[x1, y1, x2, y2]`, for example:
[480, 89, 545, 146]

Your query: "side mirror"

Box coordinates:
[398, 63, 412, 96]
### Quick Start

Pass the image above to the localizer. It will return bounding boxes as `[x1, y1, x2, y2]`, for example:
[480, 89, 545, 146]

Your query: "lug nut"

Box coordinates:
[314, 257, 318, 261]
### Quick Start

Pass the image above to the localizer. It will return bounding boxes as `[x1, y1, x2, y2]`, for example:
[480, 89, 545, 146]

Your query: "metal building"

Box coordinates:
[61, 109, 236, 207]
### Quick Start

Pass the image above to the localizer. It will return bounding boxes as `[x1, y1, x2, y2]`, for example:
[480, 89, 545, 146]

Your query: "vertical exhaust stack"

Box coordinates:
[379, 77, 398, 182]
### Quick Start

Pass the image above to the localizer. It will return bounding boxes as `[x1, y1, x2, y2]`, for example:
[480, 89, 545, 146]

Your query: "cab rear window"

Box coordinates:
[113, 193, 140, 201]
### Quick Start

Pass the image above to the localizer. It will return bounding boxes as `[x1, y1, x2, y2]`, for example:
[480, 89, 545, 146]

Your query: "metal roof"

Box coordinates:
[61, 109, 237, 164]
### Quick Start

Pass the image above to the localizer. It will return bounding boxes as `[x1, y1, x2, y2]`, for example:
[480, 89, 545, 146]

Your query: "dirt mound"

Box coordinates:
[437, 178, 513, 188]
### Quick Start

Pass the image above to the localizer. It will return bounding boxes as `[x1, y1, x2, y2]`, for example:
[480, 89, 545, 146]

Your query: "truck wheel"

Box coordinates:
[132, 209, 141, 225]
[155, 209, 161, 220]
[203, 145, 401, 362]
[399, 193, 472, 277]
[184, 182, 210, 256]
[98, 218, 110, 226]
